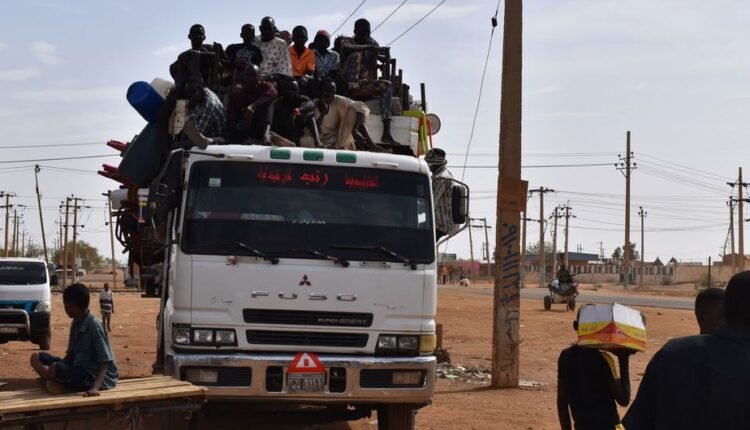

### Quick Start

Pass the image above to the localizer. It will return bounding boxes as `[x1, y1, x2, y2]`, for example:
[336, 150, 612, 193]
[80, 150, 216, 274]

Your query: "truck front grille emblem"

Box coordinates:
[299, 274, 312, 287]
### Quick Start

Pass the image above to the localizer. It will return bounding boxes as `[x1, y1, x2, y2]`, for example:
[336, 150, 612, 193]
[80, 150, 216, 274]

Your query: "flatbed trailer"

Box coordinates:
[0, 376, 206, 429]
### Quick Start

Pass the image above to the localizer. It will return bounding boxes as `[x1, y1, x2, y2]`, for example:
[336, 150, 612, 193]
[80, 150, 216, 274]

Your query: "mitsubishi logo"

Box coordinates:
[299, 274, 312, 287]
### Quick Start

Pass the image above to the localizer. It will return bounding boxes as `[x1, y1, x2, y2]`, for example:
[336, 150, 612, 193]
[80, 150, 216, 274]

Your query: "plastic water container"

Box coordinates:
[150, 77, 174, 99]
[127, 81, 165, 123]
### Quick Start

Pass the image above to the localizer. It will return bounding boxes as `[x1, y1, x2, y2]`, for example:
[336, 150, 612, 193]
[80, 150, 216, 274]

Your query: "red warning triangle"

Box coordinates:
[288, 352, 325, 374]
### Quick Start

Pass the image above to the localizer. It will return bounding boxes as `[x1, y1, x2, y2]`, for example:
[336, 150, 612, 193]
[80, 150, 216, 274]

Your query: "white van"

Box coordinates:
[0, 258, 52, 350]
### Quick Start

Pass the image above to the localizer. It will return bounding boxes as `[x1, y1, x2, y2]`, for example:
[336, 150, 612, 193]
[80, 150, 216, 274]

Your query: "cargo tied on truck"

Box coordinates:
[98, 17, 469, 429]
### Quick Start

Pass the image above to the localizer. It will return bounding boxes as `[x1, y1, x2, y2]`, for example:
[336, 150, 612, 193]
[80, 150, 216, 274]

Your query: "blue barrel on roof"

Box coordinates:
[126, 81, 164, 123]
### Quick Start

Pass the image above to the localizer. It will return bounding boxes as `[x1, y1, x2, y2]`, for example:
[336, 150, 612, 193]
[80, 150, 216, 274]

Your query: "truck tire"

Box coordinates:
[568, 298, 576, 312]
[543, 295, 552, 311]
[377, 404, 416, 430]
[35, 333, 51, 351]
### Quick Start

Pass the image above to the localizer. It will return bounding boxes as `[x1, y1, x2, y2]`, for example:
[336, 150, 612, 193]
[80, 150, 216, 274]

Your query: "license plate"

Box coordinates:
[288, 373, 326, 393]
[0, 327, 18, 334]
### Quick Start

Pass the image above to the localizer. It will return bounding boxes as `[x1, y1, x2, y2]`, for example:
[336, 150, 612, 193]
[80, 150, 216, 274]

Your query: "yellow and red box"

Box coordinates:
[577, 303, 647, 352]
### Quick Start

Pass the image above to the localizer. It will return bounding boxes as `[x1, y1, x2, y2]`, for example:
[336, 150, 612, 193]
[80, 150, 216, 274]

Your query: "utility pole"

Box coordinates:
[729, 200, 736, 274]
[599, 241, 605, 260]
[71, 196, 82, 284]
[617, 131, 636, 289]
[562, 204, 574, 268]
[483, 218, 491, 279]
[468, 219, 475, 278]
[107, 191, 117, 289]
[739, 168, 746, 272]
[638, 207, 647, 287]
[529, 187, 554, 288]
[491, 0, 523, 389]
[62, 198, 70, 289]
[1, 192, 13, 257]
[34, 165, 49, 263]
[20, 230, 26, 256]
[12, 210, 18, 256]
[708, 256, 712, 288]
[521, 213, 527, 288]
[551, 207, 559, 274]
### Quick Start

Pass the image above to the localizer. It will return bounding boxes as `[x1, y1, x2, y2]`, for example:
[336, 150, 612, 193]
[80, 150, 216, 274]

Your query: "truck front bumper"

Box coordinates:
[165, 352, 436, 403]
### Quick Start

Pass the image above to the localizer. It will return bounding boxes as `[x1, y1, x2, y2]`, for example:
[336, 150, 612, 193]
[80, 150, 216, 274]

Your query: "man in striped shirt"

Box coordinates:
[99, 282, 114, 332]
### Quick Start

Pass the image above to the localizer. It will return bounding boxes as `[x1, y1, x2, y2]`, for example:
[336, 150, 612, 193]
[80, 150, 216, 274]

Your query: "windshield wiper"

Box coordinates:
[330, 244, 417, 270]
[286, 248, 350, 268]
[229, 242, 279, 264]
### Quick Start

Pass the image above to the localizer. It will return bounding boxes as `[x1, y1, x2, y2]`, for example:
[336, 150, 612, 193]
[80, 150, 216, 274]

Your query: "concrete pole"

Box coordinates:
[639, 206, 647, 287]
[729, 201, 737, 275]
[34, 165, 49, 263]
[491, 0, 522, 389]
[468, 219, 475, 278]
[62, 198, 70, 289]
[521, 214, 527, 288]
[72, 197, 79, 284]
[739, 167, 745, 272]
[539, 188, 545, 288]
[624, 131, 632, 289]
[3, 193, 9, 257]
[483, 218, 491, 279]
[12, 210, 18, 256]
[552, 207, 558, 274]
[564, 206, 571, 268]
[108, 191, 117, 289]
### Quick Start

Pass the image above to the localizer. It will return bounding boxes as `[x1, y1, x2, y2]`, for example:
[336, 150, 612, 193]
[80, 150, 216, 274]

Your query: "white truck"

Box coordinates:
[144, 144, 468, 429]
[0, 258, 52, 350]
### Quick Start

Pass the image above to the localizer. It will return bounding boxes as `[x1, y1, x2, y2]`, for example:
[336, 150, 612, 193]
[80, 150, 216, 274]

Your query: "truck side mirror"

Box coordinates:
[50, 275, 59, 286]
[451, 183, 469, 224]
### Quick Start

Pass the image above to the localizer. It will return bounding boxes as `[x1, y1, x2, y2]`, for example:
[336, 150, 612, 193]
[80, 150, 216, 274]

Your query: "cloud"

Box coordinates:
[13, 86, 124, 103]
[526, 111, 606, 120]
[30, 41, 62, 65]
[151, 43, 186, 57]
[0, 42, 7, 50]
[529, 85, 563, 96]
[0, 67, 41, 82]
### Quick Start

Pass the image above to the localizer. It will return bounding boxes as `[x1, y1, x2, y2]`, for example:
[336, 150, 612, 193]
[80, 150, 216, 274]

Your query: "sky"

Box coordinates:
[0, 0, 748, 265]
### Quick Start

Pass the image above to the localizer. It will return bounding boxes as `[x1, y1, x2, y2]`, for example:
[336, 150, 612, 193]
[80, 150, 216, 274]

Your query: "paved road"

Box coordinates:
[442, 286, 694, 310]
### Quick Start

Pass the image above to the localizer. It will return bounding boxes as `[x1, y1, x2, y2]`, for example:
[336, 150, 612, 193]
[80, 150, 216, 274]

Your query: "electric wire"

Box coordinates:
[0, 154, 116, 164]
[372, 0, 408, 32]
[386, 0, 448, 46]
[332, 0, 368, 35]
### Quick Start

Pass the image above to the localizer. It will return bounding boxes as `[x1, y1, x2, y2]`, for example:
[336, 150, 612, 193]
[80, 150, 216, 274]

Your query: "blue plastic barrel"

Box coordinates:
[126, 81, 164, 123]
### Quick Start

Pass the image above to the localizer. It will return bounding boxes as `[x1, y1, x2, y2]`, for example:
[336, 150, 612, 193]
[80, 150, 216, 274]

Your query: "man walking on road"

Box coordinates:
[557, 311, 633, 430]
[99, 283, 114, 332]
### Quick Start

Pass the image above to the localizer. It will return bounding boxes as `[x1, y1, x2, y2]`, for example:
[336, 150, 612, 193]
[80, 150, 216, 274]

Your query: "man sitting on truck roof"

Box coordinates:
[313, 30, 339, 81]
[270, 78, 320, 147]
[315, 78, 381, 151]
[170, 24, 222, 89]
[255, 17, 293, 79]
[225, 24, 263, 70]
[336, 18, 399, 146]
[176, 76, 227, 149]
[227, 64, 278, 145]
[30, 283, 118, 396]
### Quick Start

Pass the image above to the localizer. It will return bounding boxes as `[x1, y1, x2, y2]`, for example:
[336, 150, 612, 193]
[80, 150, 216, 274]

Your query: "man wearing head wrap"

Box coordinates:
[425, 148, 460, 239]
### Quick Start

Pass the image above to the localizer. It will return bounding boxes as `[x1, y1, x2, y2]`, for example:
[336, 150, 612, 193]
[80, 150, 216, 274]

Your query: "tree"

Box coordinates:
[51, 240, 103, 271]
[612, 243, 639, 263]
[526, 241, 555, 256]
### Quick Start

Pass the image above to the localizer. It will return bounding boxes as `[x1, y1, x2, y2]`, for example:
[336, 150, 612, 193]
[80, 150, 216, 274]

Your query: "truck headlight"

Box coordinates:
[192, 329, 214, 344]
[173, 325, 191, 345]
[397, 336, 419, 350]
[33, 301, 51, 313]
[215, 330, 236, 345]
[377, 335, 398, 349]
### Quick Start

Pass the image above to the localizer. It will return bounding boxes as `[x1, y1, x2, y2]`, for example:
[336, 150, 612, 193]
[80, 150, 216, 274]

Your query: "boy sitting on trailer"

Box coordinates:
[30, 283, 118, 396]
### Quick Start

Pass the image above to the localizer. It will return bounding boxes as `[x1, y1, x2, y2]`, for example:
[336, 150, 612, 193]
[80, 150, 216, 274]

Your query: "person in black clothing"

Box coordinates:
[169, 24, 222, 88]
[557, 312, 633, 430]
[623, 271, 750, 430]
[226, 64, 277, 145]
[270, 78, 320, 147]
[224, 24, 263, 72]
[694, 287, 724, 335]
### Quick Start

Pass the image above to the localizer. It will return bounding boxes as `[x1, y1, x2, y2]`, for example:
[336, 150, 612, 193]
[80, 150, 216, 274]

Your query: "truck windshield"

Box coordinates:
[181, 161, 435, 264]
[0, 261, 47, 285]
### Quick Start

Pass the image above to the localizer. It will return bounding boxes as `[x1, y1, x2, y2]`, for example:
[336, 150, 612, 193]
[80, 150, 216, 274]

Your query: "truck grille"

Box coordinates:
[0, 313, 27, 325]
[0, 303, 30, 311]
[360, 369, 426, 389]
[243, 309, 373, 328]
[246, 330, 368, 348]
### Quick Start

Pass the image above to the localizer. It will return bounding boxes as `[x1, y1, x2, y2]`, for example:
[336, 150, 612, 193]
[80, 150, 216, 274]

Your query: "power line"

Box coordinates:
[459, 0, 500, 182]
[453, 162, 614, 170]
[372, 0, 408, 32]
[0, 142, 102, 150]
[0, 154, 116, 164]
[386, 0, 448, 46]
[332, 0, 368, 35]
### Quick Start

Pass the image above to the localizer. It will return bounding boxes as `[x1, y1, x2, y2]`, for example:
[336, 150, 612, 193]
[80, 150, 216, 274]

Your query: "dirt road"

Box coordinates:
[0, 287, 697, 429]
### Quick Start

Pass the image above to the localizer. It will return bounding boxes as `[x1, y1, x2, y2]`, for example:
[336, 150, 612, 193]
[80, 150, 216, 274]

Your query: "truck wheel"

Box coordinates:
[543, 295, 552, 311]
[568, 298, 576, 312]
[36, 333, 51, 351]
[377, 404, 416, 430]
